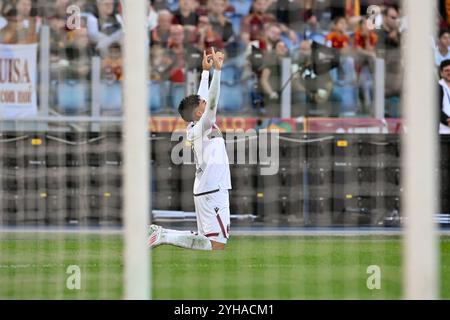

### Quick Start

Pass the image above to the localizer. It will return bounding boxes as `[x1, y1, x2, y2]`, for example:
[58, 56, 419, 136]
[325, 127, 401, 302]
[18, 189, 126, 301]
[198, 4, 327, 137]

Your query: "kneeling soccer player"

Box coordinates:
[148, 48, 231, 251]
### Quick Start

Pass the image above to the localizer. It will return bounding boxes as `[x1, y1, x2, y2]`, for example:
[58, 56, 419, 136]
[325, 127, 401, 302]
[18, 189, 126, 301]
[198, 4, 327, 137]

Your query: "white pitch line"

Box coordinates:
[1, 227, 450, 237]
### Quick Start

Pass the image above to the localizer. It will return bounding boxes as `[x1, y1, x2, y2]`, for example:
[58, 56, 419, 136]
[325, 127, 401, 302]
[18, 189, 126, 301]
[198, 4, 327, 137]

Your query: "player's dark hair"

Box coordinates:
[440, 59, 450, 72]
[178, 94, 201, 122]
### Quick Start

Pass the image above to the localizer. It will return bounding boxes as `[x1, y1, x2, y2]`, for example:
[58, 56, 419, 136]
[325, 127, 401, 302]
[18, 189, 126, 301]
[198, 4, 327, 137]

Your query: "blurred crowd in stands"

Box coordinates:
[0, 0, 449, 118]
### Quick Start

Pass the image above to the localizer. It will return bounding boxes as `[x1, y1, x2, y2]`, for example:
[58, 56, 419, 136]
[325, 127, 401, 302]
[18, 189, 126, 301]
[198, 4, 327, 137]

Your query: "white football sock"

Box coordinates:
[161, 228, 194, 236]
[162, 231, 212, 251]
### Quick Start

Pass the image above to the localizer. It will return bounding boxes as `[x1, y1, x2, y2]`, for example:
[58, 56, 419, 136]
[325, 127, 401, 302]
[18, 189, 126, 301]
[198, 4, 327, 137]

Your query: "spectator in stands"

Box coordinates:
[376, 5, 401, 51]
[291, 39, 334, 117]
[330, 49, 358, 117]
[0, 0, 7, 31]
[151, 9, 173, 47]
[354, 17, 378, 113]
[439, 0, 450, 28]
[324, 15, 357, 116]
[261, 22, 282, 53]
[438, 59, 450, 133]
[167, 24, 202, 83]
[326, 16, 349, 49]
[354, 17, 378, 56]
[240, 0, 277, 47]
[165, 23, 203, 110]
[86, 0, 123, 56]
[64, 27, 92, 80]
[54, 0, 71, 18]
[266, 0, 302, 39]
[260, 40, 289, 117]
[435, 29, 450, 68]
[0, 0, 13, 16]
[195, 14, 224, 51]
[0, 0, 40, 44]
[48, 11, 68, 78]
[300, 9, 326, 43]
[150, 44, 174, 81]
[172, 0, 199, 26]
[207, 0, 237, 56]
[102, 42, 122, 81]
[375, 5, 402, 118]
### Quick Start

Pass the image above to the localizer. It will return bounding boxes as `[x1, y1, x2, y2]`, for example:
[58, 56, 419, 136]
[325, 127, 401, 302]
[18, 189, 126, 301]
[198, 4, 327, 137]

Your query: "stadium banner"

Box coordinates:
[305, 118, 404, 134]
[0, 43, 38, 118]
[149, 117, 298, 132]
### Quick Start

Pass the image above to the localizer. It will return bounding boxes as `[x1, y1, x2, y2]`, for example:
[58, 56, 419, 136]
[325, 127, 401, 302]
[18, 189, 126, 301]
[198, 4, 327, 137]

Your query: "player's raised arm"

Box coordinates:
[199, 48, 224, 131]
[197, 51, 213, 101]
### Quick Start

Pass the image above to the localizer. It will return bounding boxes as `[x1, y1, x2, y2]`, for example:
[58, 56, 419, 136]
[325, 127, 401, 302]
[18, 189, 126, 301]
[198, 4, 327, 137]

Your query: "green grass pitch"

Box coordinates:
[1, 234, 449, 299]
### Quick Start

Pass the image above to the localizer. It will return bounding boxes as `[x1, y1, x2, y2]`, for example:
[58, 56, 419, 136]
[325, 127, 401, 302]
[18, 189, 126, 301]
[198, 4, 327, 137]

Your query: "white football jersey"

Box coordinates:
[187, 123, 231, 195]
[186, 69, 231, 195]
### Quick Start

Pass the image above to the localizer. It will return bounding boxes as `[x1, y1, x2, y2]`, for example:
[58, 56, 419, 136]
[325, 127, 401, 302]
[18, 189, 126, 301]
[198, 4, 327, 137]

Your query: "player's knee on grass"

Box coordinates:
[211, 240, 226, 250]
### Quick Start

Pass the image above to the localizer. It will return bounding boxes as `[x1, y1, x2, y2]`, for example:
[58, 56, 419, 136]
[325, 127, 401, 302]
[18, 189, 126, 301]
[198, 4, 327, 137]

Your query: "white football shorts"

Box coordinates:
[193, 189, 230, 244]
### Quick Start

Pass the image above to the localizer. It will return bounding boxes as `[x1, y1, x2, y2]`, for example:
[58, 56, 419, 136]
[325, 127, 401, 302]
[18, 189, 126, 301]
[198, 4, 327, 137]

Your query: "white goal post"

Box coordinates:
[403, 0, 439, 299]
[122, 0, 151, 300]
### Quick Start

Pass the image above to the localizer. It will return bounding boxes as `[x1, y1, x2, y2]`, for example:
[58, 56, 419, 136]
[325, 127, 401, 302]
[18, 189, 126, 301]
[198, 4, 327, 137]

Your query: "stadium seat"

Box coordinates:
[229, 0, 252, 16]
[169, 83, 186, 111]
[219, 84, 244, 112]
[309, 33, 327, 45]
[219, 63, 244, 113]
[330, 56, 358, 116]
[100, 80, 122, 113]
[55, 80, 90, 114]
[149, 80, 163, 113]
[229, 13, 243, 35]
[166, 0, 179, 11]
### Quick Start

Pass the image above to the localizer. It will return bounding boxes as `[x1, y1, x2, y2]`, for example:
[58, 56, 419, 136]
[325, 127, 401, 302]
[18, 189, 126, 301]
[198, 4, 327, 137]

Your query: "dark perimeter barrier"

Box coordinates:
[0, 131, 449, 227]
